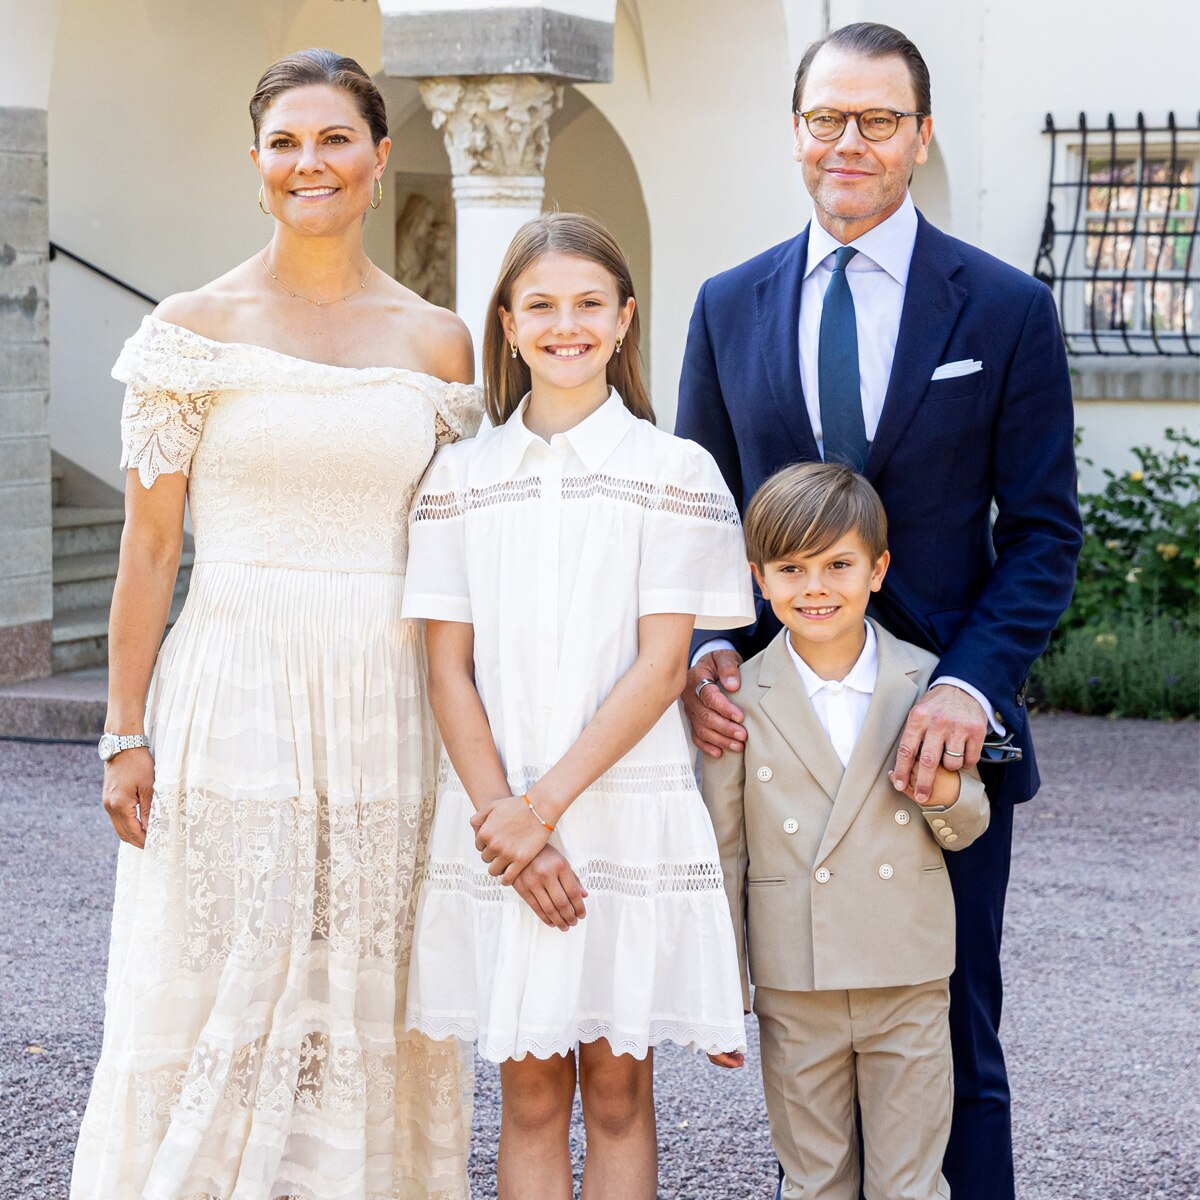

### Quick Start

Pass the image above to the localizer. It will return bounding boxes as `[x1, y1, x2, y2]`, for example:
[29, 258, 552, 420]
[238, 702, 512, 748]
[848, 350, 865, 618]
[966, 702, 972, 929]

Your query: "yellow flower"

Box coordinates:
[1105, 539, 1121, 550]
[1157, 543, 1180, 560]
[1129, 469, 1144, 482]
[1093, 633, 1118, 649]
[1125, 567, 1141, 583]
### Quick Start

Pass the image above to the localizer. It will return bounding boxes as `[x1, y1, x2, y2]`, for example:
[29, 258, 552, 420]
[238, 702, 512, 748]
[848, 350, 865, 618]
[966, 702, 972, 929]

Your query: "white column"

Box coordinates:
[420, 75, 563, 375]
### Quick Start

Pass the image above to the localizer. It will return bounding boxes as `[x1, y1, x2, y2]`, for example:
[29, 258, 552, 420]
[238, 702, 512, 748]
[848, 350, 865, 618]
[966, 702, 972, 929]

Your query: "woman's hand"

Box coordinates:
[511, 846, 588, 930]
[102, 748, 155, 848]
[470, 795, 553, 884]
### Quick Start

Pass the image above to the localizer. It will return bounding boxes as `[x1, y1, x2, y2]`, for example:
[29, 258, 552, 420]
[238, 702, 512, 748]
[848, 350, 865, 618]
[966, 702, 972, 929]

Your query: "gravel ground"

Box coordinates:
[0, 714, 1196, 1199]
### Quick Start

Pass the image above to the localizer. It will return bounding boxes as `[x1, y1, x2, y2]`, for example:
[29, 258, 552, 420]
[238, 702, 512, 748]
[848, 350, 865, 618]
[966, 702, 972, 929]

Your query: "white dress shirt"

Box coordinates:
[695, 192, 1003, 731]
[785, 622, 878, 768]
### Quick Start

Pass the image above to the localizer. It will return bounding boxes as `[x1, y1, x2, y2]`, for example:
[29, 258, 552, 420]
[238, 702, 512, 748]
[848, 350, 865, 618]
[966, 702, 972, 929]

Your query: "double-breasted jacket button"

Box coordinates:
[878, 863, 894, 880]
[894, 809, 911, 825]
[938, 826, 953, 839]
[783, 817, 799, 834]
[814, 867, 831, 883]
[756, 765, 773, 782]
[945, 833, 959, 843]
[931, 818, 946, 829]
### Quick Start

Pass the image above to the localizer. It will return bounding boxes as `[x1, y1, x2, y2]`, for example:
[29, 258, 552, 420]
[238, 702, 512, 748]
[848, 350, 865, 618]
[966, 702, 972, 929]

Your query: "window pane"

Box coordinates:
[1085, 217, 1136, 270]
[1085, 280, 1134, 330]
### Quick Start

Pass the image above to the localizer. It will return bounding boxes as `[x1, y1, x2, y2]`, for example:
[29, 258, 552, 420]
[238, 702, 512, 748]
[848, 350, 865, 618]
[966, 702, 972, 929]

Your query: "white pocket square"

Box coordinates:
[931, 359, 983, 381]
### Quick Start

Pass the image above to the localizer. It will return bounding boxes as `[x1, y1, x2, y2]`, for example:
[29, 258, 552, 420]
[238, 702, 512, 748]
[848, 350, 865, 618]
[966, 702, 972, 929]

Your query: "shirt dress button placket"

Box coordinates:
[535, 442, 565, 763]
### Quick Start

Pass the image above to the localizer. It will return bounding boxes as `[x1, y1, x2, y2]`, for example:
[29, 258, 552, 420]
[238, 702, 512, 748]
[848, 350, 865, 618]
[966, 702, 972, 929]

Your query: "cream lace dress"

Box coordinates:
[70, 316, 481, 1200]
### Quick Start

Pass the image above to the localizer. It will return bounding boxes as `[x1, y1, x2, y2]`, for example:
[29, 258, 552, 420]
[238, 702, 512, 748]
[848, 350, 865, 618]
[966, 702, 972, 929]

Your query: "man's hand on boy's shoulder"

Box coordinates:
[684, 648, 747, 758]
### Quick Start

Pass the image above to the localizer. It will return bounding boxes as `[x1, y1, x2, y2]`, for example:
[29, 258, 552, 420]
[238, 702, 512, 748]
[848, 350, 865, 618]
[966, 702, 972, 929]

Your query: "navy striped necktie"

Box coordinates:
[818, 245, 868, 472]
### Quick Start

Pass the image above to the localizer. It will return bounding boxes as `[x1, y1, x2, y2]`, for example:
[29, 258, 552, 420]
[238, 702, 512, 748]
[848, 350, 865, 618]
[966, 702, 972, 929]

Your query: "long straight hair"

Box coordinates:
[481, 212, 654, 426]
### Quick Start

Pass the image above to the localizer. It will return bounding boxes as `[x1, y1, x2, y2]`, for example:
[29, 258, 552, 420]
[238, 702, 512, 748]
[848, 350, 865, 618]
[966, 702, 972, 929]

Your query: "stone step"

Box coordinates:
[51, 594, 186, 674]
[0, 667, 108, 740]
[52, 506, 125, 557]
[51, 463, 63, 509]
[53, 548, 194, 613]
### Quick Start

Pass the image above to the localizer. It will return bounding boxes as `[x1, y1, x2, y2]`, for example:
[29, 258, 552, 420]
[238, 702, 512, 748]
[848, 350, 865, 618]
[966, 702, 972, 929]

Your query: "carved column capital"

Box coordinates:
[419, 74, 564, 178]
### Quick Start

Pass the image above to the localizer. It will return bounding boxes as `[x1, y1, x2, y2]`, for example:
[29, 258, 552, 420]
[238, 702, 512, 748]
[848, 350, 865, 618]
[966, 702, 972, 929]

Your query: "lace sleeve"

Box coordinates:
[432, 382, 484, 448]
[119, 384, 214, 489]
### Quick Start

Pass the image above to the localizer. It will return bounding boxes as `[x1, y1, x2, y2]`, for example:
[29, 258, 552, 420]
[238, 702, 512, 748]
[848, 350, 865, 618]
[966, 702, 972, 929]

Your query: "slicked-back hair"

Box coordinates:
[743, 462, 888, 567]
[250, 48, 388, 147]
[482, 212, 653, 427]
[791, 22, 931, 116]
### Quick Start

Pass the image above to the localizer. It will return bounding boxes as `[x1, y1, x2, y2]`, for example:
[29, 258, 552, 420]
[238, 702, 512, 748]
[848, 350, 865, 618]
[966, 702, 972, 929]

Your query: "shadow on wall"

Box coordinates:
[911, 136, 950, 229]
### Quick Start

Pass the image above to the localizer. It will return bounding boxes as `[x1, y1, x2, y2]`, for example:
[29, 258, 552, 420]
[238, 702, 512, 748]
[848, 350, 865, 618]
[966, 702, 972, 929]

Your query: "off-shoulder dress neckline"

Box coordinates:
[143, 314, 466, 389]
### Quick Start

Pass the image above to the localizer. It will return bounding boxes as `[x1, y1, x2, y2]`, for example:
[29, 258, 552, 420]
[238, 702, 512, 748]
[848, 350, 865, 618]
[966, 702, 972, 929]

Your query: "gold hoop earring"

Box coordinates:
[615, 335, 624, 354]
[509, 342, 518, 360]
[257, 185, 271, 216]
[371, 179, 383, 210]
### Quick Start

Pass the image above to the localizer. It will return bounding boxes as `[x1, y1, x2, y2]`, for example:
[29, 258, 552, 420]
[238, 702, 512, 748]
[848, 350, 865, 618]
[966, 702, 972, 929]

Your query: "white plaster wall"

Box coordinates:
[48, 0, 389, 303]
[0, 0, 65, 108]
[1074, 400, 1197, 492]
[378, 0, 616, 19]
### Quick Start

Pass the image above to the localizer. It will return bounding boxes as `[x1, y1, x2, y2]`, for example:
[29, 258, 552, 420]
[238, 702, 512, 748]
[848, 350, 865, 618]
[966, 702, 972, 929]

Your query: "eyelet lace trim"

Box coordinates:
[437, 758, 699, 796]
[411, 472, 740, 525]
[424, 858, 725, 902]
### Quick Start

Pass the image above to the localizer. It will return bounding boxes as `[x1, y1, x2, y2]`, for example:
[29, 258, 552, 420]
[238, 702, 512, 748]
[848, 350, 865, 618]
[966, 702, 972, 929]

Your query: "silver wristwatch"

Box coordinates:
[97, 732, 151, 762]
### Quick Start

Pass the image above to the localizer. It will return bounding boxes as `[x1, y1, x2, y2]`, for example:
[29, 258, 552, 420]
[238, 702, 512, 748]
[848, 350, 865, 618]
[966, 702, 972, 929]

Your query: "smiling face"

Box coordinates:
[753, 530, 889, 670]
[793, 46, 932, 242]
[251, 84, 390, 235]
[500, 250, 635, 405]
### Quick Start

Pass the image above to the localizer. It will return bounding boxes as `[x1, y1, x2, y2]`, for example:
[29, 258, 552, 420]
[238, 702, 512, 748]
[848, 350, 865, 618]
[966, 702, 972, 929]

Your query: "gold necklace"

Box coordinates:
[258, 252, 371, 307]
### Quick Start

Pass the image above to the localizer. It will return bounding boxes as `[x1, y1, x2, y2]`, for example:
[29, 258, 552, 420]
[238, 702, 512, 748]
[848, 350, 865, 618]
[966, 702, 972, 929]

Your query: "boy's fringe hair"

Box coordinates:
[743, 462, 888, 565]
[481, 212, 653, 426]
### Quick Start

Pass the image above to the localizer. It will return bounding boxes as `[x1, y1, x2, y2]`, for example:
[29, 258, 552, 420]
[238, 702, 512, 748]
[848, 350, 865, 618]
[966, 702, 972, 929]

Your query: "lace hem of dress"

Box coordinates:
[410, 1016, 746, 1062]
[411, 471, 740, 525]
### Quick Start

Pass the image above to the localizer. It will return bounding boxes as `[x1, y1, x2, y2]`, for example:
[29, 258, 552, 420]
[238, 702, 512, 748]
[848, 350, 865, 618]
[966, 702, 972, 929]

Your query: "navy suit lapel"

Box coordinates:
[865, 214, 967, 481]
[753, 228, 819, 461]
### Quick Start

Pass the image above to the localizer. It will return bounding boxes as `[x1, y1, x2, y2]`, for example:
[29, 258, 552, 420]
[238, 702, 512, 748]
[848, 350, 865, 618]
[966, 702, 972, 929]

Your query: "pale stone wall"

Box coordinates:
[0, 107, 52, 682]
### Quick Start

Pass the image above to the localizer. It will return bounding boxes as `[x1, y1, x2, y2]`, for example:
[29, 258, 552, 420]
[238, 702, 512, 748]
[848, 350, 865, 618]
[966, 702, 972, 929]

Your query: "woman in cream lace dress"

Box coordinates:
[70, 51, 479, 1200]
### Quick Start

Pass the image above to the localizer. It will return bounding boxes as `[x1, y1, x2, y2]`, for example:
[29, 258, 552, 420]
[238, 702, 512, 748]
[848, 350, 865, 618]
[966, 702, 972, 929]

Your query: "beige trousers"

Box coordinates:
[754, 978, 953, 1200]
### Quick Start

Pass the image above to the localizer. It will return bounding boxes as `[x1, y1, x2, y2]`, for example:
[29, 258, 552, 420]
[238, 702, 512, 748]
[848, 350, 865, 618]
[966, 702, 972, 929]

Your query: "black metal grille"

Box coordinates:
[1034, 112, 1199, 357]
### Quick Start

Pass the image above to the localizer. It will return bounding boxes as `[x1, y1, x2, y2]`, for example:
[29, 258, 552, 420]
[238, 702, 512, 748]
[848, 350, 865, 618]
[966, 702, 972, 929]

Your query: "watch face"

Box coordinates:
[97, 734, 117, 761]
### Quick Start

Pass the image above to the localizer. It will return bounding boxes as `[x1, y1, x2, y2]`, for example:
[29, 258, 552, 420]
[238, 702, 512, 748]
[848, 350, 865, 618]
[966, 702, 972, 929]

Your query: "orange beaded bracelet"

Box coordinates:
[522, 793, 555, 832]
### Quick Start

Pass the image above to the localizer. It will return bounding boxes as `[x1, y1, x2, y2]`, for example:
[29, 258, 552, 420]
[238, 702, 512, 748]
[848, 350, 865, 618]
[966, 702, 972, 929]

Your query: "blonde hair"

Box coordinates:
[481, 212, 653, 426]
[743, 462, 888, 566]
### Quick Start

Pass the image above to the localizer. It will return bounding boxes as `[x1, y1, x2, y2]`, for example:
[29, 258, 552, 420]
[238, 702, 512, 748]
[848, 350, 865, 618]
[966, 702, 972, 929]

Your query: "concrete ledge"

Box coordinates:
[1070, 358, 1199, 401]
[0, 667, 106, 740]
[384, 8, 613, 81]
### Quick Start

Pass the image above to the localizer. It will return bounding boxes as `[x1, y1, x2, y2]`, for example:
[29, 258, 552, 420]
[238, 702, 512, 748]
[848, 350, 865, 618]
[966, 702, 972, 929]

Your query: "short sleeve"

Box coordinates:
[401, 445, 473, 623]
[118, 384, 212, 489]
[639, 439, 756, 629]
[432, 381, 484, 448]
[113, 317, 217, 489]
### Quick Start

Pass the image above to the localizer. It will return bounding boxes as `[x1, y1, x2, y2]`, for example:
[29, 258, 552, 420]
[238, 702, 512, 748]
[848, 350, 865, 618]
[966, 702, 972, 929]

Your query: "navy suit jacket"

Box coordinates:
[676, 211, 1083, 806]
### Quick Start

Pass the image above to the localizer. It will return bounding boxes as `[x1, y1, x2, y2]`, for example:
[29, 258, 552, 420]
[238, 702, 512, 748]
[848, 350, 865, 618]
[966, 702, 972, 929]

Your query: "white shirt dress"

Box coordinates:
[401, 390, 755, 1062]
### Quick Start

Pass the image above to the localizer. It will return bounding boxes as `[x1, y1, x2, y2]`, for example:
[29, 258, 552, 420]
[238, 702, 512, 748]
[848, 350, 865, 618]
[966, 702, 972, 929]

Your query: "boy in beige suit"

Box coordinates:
[701, 463, 990, 1200]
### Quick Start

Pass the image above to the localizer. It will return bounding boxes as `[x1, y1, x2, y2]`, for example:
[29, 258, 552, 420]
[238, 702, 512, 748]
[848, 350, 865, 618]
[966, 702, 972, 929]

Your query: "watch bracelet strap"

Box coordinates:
[109, 733, 150, 752]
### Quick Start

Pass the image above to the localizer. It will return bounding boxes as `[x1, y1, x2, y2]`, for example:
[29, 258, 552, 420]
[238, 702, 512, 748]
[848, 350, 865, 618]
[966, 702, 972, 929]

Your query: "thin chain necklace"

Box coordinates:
[258, 252, 371, 307]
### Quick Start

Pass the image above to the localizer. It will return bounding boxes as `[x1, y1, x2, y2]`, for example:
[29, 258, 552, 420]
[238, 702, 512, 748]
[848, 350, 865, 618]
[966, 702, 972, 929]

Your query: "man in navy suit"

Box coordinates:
[677, 22, 1082, 1200]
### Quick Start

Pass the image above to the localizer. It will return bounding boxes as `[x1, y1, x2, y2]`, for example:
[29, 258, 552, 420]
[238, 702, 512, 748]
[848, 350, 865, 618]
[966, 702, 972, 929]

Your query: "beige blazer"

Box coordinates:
[701, 620, 990, 1006]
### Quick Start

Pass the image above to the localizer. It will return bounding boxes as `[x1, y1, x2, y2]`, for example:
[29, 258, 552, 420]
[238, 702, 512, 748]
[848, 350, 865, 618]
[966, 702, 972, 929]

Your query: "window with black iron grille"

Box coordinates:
[1034, 112, 1199, 357]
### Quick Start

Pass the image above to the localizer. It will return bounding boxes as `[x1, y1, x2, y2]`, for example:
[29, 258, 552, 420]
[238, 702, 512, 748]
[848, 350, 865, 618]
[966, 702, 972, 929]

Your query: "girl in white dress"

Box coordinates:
[401, 214, 755, 1198]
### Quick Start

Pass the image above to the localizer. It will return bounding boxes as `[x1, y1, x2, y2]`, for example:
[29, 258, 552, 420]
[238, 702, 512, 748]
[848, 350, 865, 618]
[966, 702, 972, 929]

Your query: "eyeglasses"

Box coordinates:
[797, 108, 927, 143]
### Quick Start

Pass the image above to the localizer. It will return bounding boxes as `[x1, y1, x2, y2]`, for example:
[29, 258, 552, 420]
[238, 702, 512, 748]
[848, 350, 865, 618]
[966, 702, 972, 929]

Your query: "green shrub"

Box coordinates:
[1061, 429, 1199, 636]
[1033, 429, 1199, 718]
[1031, 615, 1199, 719]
